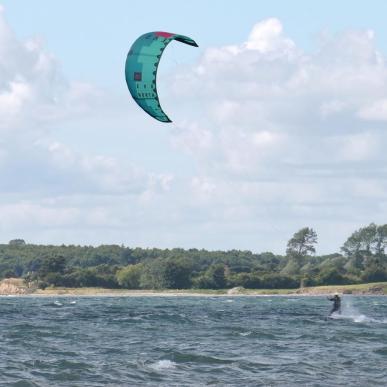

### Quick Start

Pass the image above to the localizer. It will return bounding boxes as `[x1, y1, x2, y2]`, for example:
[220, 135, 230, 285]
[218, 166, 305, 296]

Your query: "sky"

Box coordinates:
[1, 1, 387, 254]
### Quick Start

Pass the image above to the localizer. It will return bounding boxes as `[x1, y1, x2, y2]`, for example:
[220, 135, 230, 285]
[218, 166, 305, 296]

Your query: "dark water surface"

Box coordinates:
[0, 296, 386, 386]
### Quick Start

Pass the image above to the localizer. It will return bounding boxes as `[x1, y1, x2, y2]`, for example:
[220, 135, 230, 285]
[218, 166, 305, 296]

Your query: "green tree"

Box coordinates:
[375, 224, 387, 256]
[161, 258, 193, 288]
[139, 258, 192, 289]
[280, 258, 301, 276]
[341, 223, 387, 256]
[316, 267, 349, 286]
[8, 239, 26, 246]
[116, 264, 143, 289]
[359, 223, 378, 253]
[361, 264, 387, 283]
[38, 255, 66, 278]
[286, 227, 318, 257]
[283, 227, 317, 277]
[341, 230, 362, 257]
[193, 264, 226, 289]
[260, 274, 298, 289]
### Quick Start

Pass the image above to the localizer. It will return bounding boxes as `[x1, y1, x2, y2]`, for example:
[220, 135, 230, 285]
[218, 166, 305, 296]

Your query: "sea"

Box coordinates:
[0, 295, 386, 386]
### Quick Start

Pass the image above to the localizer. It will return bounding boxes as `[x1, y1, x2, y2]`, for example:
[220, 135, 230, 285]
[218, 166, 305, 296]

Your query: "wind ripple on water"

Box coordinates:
[0, 296, 386, 386]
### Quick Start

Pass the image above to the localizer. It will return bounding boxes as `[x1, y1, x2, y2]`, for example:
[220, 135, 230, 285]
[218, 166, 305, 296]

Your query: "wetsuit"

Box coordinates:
[328, 296, 341, 315]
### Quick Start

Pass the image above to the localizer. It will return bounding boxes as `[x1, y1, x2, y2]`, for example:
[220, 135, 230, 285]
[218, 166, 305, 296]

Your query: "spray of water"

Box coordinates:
[330, 297, 385, 324]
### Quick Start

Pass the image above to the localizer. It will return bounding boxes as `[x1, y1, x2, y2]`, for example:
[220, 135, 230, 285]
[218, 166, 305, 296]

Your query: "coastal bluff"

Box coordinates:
[0, 278, 30, 295]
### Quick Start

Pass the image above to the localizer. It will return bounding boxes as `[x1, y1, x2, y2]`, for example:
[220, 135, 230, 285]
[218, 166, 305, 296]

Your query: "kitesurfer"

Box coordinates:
[328, 293, 341, 316]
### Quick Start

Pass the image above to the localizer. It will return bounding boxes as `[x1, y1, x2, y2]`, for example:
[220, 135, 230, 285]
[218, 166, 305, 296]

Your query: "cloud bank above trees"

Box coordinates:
[0, 9, 386, 253]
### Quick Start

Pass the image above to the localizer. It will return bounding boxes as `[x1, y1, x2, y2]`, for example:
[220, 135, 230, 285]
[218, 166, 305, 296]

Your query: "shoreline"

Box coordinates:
[2, 292, 386, 298]
[0, 280, 386, 297]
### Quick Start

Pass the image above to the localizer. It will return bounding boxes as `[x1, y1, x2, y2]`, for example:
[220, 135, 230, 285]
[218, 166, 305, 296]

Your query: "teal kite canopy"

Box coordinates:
[125, 31, 198, 123]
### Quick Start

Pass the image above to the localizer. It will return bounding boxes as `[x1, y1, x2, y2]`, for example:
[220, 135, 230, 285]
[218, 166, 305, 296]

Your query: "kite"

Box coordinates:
[125, 31, 198, 123]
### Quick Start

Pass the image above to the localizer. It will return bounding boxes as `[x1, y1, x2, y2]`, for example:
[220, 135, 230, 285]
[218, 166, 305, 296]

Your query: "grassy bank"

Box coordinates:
[295, 282, 387, 295]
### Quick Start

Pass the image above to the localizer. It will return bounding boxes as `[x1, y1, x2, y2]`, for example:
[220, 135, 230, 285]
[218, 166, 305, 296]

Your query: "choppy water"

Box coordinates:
[0, 296, 386, 386]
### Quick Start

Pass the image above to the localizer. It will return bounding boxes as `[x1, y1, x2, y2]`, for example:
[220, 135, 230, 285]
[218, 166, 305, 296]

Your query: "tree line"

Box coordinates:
[1, 223, 387, 290]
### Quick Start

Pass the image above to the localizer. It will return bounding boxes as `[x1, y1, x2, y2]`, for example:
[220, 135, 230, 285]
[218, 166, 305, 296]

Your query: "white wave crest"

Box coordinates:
[150, 360, 177, 371]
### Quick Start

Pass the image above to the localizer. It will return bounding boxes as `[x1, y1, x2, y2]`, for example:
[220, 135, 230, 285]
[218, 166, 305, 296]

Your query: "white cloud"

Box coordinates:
[335, 132, 380, 161]
[358, 99, 387, 121]
[160, 19, 387, 252]
[2, 7, 387, 253]
[245, 18, 296, 56]
[0, 7, 173, 243]
[0, 7, 168, 196]
[169, 19, 387, 169]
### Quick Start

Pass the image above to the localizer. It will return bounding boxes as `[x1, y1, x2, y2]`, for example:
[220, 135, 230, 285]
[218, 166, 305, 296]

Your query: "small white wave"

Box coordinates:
[332, 313, 387, 324]
[352, 314, 375, 323]
[330, 312, 371, 323]
[69, 301, 77, 304]
[54, 301, 63, 306]
[239, 331, 252, 336]
[150, 360, 177, 370]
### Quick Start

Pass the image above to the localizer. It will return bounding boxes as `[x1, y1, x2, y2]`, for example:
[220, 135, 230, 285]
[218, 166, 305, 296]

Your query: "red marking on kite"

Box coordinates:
[154, 31, 174, 38]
